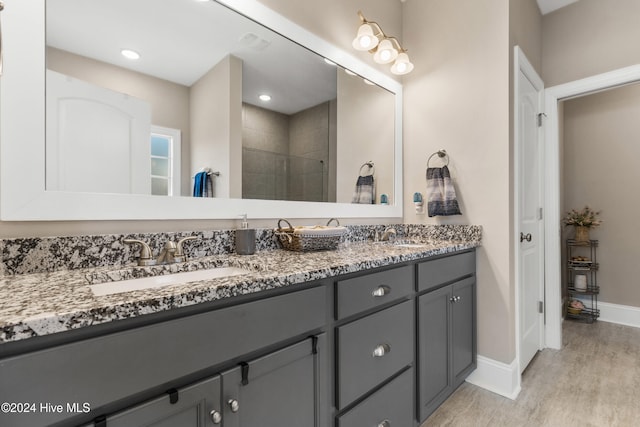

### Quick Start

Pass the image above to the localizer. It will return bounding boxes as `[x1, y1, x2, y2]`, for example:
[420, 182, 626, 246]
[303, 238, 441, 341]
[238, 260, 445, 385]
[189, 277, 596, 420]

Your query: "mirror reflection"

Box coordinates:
[45, 0, 395, 204]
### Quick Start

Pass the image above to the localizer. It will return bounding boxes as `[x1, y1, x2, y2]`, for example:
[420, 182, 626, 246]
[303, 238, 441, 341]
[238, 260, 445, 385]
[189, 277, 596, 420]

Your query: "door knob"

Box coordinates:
[520, 232, 532, 242]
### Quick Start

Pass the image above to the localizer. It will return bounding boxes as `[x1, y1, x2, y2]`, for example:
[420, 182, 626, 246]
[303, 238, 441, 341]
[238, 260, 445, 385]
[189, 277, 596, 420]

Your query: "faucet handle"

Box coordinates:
[175, 236, 198, 262]
[124, 239, 156, 266]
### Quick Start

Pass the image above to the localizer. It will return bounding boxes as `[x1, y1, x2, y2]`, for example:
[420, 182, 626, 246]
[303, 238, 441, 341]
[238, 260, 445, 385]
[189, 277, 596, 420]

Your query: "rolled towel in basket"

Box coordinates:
[426, 166, 461, 217]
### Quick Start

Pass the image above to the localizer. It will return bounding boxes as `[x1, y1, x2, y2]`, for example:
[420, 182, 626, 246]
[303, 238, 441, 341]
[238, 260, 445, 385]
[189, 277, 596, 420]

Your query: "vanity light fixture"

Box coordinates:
[352, 11, 414, 75]
[259, 94, 271, 102]
[121, 49, 140, 60]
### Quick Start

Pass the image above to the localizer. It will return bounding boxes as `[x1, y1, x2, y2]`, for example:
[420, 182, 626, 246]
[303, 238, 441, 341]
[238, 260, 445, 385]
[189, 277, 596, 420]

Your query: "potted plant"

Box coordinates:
[562, 206, 602, 242]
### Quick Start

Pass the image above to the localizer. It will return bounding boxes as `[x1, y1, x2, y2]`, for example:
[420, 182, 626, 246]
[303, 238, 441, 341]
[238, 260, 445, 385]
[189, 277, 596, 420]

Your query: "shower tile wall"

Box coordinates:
[242, 102, 333, 202]
[289, 102, 330, 201]
[242, 103, 289, 200]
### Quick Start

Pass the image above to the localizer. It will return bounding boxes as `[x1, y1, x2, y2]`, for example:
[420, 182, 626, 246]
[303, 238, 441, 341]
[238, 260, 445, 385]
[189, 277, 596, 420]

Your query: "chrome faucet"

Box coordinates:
[174, 236, 197, 263]
[155, 241, 177, 265]
[380, 227, 397, 241]
[124, 236, 198, 266]
[123, 239, 156, 266]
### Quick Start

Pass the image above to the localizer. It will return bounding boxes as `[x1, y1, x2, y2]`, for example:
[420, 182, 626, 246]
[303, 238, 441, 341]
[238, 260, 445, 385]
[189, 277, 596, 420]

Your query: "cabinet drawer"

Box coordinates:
[337, 300, 414, 409]
[337, 368, 413, 427]
[336, 265, 413, 319]
[417, 250, 475, 292]
[0, 286, 326, 427]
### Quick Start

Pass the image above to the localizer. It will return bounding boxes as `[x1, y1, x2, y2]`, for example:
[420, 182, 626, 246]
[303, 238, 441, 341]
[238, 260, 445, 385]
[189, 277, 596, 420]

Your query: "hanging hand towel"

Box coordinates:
[203, 173, 214, 197]
[351, 174, 375, 204]
[426, 165, 461, 217]
[193, 171, 207, 197]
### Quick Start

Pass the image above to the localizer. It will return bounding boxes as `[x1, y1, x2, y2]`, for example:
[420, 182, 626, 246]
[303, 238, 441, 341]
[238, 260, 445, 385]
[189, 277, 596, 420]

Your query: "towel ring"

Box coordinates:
[427, 150, 449, 167]
[359, 161, 375, 176]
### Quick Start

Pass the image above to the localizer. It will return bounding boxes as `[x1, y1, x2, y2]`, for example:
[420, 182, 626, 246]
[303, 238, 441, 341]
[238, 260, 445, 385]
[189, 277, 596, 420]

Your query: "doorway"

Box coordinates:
[544, 64, 640, 349]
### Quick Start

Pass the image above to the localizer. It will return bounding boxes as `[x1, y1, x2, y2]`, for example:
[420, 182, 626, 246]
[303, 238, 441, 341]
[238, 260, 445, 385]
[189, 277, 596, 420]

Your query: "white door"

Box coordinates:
[516, 49, 545, 373]
[46, 70, 151, 194]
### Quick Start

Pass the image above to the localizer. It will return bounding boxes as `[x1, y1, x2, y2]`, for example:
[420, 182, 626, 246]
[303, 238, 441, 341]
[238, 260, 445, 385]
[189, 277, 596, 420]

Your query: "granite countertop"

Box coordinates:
[0, 239, 479, 344]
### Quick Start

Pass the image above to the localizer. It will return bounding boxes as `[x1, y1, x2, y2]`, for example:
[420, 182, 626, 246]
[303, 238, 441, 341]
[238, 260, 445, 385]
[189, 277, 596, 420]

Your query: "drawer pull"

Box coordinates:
[210, 409, 222, 424]
[449, 295, 462, 303]
[372, 343, 391, 357]
[378, 421, 391, 427]
[372, 285, 391, 297]
[228, 399, 240, 413]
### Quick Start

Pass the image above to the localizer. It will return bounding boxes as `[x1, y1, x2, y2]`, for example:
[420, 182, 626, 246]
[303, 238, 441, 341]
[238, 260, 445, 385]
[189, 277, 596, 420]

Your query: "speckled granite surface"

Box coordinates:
[0, 224, 481, 275]
[0, 225, 481, 344]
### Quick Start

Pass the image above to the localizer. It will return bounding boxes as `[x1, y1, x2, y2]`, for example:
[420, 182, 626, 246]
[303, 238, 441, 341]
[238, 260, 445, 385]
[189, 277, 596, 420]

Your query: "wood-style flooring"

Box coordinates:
[422, 320, 640, 426]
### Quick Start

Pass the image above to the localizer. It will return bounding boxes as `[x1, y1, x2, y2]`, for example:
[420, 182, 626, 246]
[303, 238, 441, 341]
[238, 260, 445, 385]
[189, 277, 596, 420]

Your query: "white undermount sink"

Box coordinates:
[89, 267, 252, 297]
[394, 243, 431, 248]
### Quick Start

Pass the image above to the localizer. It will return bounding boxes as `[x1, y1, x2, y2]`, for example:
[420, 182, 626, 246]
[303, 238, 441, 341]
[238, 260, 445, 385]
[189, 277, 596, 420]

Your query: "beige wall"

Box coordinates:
[336, 71, 395, 204]
[509, 0, 542, 73]
[403, 0, 512, 363]
[562, 83, 640, 307]
[256, 0, 402, 80]
[190, 55, 243, 199]
[543, 0, 640, 309]
[542, 0, 640, 86]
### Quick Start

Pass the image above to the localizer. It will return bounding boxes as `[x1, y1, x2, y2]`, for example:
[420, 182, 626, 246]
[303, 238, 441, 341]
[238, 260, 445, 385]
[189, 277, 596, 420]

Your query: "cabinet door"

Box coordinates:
[221, 335, 324, 427]
[452, 277, 476, 386]
[417, 286, 451, 422]
[102, 375, 221, 427]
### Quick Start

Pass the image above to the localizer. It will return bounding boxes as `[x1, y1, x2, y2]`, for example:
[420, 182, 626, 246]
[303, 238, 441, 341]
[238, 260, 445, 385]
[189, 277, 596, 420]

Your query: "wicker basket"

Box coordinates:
[567, 306, 583, 315]
[275, 218, 346, 252]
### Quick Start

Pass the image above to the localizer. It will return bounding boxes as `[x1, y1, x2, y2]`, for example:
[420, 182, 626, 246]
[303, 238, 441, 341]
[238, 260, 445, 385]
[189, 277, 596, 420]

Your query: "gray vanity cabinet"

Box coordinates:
[90, 375, 222, 427]
[100, 335, 325, 427]
[417, 272, 476, 422]
[334, 265, 415, 426]
[221, 335, 325, 427]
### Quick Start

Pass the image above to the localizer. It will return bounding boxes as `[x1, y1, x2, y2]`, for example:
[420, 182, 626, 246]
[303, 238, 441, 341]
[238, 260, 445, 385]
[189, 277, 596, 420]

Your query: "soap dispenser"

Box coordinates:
[235, 214, 256, 255]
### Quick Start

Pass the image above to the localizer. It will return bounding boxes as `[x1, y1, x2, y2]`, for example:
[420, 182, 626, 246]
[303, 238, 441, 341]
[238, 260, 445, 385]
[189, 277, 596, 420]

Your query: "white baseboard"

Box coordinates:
[465, 355, 521, 400]
[596, 301, 640, 328]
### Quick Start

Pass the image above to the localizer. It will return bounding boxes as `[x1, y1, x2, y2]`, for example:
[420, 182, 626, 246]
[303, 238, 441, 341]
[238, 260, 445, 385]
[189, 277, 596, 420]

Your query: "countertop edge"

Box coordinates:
[0, 241, 480, 344]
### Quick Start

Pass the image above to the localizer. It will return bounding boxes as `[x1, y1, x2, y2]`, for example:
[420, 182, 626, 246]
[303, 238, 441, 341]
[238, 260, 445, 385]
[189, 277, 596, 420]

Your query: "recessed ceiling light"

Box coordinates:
[259, 94, 272, 102]
[121, 49, 140, 60]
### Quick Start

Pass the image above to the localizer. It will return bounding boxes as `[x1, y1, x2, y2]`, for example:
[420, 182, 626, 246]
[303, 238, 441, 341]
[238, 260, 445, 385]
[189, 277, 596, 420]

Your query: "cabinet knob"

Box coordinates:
[228, 399, 240, 413]
[210, 409, 222, 424]
[372, 285, 391, 297]
[378, 420, 391, 427]
[372, 343, 391, 357]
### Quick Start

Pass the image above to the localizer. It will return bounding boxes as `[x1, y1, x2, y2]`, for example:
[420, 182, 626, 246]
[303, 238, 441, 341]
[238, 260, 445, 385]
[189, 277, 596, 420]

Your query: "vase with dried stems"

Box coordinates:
[562, 206, 602, 243]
